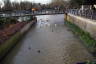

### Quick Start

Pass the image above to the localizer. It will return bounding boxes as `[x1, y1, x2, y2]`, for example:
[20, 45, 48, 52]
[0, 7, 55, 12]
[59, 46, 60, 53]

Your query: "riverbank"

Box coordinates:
[0, 19, 37, 61]
[64, 13, 96, 57]
[1, 15, 93, 64]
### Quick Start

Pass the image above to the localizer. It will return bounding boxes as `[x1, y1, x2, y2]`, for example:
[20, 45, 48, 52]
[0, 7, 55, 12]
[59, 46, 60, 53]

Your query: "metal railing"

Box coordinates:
[0, 10, 65, 17]
[67, 9, 96, 20]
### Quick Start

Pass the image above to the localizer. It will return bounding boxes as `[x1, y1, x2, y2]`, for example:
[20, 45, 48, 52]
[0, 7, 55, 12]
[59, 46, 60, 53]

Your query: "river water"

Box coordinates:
[1, 14, 93, 64]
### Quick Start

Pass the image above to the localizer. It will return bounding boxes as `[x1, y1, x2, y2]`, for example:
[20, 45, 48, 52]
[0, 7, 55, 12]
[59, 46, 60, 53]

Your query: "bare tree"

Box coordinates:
[2, 0, 12, 10]
[49, 0, 69, 10]
[1, 0, 42, 11]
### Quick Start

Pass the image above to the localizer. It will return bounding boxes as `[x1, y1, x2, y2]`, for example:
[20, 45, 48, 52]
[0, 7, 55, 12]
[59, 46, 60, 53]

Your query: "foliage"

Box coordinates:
[69, 0, 84, 8]
[0, 17, 18, 29]
[1, 0, 44, 11]
[86, 61, 96, 64]
[0, 18, 5, 29]
[50, 0, 69, 10]
[1, 0, 33, 10]
[6, 18, 17, 24]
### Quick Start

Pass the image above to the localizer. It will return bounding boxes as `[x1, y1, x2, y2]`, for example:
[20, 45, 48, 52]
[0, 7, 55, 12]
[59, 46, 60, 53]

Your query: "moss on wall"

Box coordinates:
[0, 32, 22, 60]
[0, 20, 37, 60]
[65, 20, 96, 56]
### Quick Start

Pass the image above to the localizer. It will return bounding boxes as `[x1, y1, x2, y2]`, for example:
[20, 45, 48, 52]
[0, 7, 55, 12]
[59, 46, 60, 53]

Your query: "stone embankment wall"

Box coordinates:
[65, 13, 96, 40]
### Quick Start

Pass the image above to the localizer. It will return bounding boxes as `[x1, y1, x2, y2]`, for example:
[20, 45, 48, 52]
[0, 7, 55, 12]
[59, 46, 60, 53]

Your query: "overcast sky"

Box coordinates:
[0, 0, 51, 4]
[0, 0, 52, 7]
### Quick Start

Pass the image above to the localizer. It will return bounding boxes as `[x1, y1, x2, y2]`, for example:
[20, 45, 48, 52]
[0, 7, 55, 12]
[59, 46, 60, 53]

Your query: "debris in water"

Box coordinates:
[37, 50, 40, 53]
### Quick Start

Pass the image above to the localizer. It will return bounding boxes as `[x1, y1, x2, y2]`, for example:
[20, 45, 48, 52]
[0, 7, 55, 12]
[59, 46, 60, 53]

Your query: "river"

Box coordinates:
[1, 14, 93, 64]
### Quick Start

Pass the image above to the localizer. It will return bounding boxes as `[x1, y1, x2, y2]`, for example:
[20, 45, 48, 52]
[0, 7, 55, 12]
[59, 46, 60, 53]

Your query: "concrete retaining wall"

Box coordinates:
[0, 20, 37, 60]
[65, 13, 96, 40]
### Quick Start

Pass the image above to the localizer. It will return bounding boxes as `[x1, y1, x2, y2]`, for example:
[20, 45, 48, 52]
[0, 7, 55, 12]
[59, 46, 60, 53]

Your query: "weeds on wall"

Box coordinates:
[65, 21, 96, 54]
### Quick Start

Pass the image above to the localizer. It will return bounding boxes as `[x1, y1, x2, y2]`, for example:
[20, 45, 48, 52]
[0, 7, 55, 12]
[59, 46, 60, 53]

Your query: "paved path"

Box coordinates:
[1, 14, 93, 64]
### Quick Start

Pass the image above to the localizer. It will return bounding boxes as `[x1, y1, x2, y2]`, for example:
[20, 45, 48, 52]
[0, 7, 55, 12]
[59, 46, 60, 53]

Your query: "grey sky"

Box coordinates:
[11, 0, 51, 4]
[0, 0, 51, 7]
[0, 0, 69, 7]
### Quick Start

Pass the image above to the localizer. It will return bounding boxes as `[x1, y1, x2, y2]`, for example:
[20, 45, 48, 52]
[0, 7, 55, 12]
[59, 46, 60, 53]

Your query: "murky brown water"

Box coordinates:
[1, 14, 93, 64]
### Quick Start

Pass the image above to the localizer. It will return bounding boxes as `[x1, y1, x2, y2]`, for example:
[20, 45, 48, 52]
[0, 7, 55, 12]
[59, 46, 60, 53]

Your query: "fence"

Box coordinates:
[0, 10, 65, 17]
[67, 9, 96, 20]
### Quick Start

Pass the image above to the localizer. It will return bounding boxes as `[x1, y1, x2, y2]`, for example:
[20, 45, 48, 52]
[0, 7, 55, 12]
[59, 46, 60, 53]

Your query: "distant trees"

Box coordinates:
[0, 1, 3, 10]
[69, 0, 84, 8]
[1, 0, 95, 11]
[19, 1, 33, 10]
[49, 0, 69, 10]
[69, 0, 96, 9]
[51, 0, 89, 9]
[0, 0, 41, 11]
[50, 0, 85, 9]
[11, 2, 20, 10]
[0, 0, 69, 11]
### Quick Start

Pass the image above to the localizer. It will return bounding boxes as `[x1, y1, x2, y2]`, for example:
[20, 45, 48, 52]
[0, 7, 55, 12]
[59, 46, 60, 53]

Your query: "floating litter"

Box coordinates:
[37, 50, 40, 53]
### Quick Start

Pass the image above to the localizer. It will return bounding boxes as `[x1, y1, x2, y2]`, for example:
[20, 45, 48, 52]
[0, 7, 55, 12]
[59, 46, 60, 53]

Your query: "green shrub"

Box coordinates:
[0, 17, 18, 29]
[5, 18, 18, 24]
[86, 61, 96, 64]
[0, 18, 5, 29]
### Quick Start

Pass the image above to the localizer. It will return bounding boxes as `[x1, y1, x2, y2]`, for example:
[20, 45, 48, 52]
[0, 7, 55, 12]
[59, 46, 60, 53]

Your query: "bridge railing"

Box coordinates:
[67, 9, 96, 20]
[0, 10, 65, 17]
